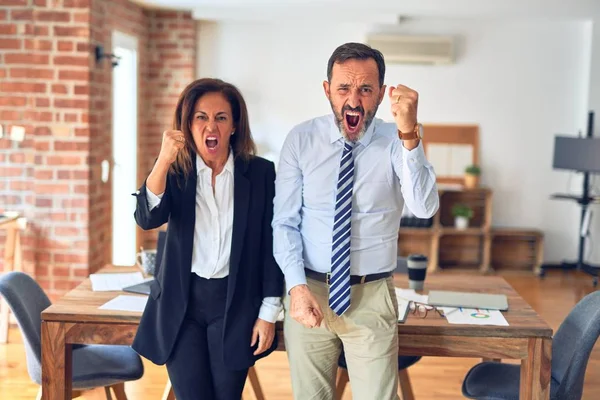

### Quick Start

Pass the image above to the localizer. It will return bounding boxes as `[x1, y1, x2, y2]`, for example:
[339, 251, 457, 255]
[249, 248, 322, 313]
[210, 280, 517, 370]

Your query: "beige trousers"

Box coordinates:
[283, 276, 400, 400]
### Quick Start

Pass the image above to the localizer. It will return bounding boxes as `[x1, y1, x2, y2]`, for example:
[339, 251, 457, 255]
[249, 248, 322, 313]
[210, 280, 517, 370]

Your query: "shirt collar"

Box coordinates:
[329, 113, 377, 147]
[195, 149, 235, 176]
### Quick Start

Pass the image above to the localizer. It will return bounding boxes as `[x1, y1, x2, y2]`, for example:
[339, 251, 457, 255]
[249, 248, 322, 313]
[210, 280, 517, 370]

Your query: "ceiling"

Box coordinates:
[132, 0, 599, 22]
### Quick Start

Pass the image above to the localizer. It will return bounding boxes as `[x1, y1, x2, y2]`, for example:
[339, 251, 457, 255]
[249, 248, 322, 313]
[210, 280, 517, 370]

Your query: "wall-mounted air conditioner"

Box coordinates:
[366, 34, 455, 65]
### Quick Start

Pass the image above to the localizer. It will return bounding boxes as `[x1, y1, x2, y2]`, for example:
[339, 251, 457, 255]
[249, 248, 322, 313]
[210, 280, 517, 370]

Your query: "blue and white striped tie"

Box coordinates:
[329, 141, 355, 316]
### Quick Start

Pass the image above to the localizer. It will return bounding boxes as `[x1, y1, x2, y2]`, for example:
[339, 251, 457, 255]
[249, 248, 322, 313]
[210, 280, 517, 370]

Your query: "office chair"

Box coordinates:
[336, 350, 421, 400]
[462, 290, 600, 400]
[0, 271, 144, 400]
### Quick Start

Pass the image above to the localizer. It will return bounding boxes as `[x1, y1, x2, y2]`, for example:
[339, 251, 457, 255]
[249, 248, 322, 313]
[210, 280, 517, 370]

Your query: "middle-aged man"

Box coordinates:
[272, 42, 439, 399]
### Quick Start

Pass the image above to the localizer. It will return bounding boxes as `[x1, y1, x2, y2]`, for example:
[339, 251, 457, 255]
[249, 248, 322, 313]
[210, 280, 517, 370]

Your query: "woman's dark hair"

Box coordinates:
[327, 42, 386, 87]
[171, 78, 256, 177]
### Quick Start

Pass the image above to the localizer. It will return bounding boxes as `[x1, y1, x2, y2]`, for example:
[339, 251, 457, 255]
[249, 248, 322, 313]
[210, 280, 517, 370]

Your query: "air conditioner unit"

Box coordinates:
[366, 34, 455, 65]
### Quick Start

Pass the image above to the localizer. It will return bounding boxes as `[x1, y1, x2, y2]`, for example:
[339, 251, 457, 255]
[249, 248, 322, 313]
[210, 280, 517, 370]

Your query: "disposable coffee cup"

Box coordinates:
[407, 254, 428, 291]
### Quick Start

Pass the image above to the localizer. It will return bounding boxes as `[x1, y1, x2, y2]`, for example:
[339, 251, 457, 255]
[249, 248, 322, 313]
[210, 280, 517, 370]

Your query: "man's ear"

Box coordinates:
[378, 84, 387, 105]
[323, 80, 331, 100]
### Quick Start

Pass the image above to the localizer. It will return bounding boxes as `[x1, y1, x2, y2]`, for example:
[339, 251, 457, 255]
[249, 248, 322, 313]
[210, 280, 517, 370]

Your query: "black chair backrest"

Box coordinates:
[551, 290, 600, 400]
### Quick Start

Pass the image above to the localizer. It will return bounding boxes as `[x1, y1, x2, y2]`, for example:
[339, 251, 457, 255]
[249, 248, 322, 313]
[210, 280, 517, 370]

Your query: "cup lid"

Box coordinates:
[408, 254, 427, 262]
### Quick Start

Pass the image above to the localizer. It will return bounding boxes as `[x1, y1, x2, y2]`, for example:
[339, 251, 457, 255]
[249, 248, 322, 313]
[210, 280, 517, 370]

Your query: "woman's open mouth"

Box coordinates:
[344, 110, 362, 135]
[205, 135, 219, 154]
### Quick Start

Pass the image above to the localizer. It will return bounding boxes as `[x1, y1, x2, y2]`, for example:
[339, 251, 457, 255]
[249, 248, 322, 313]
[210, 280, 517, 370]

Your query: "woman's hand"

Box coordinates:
[157, 130, 186, 166]
[251, 318, 275, 356]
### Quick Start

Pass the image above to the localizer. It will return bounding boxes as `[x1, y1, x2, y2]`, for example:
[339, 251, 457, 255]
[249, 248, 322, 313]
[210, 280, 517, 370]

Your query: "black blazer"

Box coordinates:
[131, 154, 284, 370]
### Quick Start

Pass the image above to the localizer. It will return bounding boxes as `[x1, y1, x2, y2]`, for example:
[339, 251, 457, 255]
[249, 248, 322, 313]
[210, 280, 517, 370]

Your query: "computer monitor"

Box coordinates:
[552, 136, 600, 173]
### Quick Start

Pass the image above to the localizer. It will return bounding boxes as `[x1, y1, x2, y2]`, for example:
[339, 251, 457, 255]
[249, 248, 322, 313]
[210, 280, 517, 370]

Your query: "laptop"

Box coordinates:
[427, 290, 509, 311]
[123, 231, 166, 295]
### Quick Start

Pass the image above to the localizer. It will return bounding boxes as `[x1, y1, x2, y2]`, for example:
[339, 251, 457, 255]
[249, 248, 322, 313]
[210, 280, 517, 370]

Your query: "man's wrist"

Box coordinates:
[289, 284, 309, 296]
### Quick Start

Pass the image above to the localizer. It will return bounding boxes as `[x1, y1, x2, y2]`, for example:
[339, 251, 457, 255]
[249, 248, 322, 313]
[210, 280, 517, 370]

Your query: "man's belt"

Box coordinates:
[304, 268, 391, 286]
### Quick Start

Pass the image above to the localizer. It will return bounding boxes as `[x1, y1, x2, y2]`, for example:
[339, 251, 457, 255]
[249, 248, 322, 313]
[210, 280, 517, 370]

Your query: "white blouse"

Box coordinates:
[146, 152, 281, 323]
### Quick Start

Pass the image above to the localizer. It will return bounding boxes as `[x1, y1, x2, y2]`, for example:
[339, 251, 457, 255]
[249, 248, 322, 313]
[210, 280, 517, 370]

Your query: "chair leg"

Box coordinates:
[111, 383, 127, 400]
[162, 378, 175, 400]
[397, 369, 415, 400]
[104, 386, 113, 400]
[335, 367, 350, 400]
[247, 366, 265, 400]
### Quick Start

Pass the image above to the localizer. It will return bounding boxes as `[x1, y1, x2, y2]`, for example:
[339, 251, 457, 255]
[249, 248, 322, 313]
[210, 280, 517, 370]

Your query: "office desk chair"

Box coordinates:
[336, 350, 421, 400]
[0, 271, 144, 400]
[462, 290, 600, 400]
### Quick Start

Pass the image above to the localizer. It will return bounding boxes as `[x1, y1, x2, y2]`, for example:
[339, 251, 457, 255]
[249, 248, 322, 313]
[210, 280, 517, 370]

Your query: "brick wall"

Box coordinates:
[0, 0, 195, 298]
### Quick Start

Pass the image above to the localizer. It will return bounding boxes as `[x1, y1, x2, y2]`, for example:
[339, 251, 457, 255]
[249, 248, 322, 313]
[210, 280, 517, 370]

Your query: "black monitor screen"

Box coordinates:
[552, 136, 600, 173]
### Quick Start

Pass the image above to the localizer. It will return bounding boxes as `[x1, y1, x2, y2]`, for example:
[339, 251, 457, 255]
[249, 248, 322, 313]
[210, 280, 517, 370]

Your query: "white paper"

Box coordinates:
[395, 296, 410, 322]
[441, 307, 509, 326]
[449, 144, 474, 177]
[99, 295, 148, 313]
[90, 272, 145, 291]
[394, 288, 429, 304]
[426, 143, 450, 176]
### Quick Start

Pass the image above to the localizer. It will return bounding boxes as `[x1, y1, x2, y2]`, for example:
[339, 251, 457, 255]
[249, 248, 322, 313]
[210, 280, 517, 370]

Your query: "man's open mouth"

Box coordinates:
[344, 110, 362, 134]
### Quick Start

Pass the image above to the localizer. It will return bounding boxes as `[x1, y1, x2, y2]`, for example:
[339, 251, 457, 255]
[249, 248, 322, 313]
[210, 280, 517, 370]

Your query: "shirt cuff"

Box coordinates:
[284, 262, 307, 294]
[402, 140, 427, 171]
[146, 187, 164, 211]
[258, 297, 282, 323]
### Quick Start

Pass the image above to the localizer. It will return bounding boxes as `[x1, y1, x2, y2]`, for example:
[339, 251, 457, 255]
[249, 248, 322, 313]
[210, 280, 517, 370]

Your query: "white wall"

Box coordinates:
[197, 18, 592, 264]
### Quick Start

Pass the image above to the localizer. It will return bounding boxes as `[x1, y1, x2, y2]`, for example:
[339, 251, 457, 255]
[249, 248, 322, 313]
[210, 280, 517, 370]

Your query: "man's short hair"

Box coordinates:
[327, 42, 386, 87]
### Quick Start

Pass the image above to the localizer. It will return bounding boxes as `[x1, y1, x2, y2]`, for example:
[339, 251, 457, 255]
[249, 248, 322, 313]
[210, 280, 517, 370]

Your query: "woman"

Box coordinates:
[132, 78, 284, 400]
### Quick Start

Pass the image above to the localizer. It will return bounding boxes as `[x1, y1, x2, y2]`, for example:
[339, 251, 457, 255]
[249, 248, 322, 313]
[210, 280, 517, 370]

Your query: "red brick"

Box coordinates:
[52, 84, 68, 94]
[0, 10, 6, 20]
[81, 113, 89, 123]
[54, 141, 87, 151]
[64, 113, 79, 122]
[74, 170, 88, 179]
[73, 268, 88, 277]
[62, 198, 86, 208]
[0, 24, 17, 35]
[73, 12, 89, 24]
[0, 69, 5, 78]
[54, 26, 89, 38]
[34, 170, 54, 180]
[59, 69, 88, 81]
[0, 82, 46, 93]
[36, 11, 71, 22]
[0, 110, 20, 120]
[34, 127, 52, 136]
[24, 110, 52, 122]
[53, 266, 71, 276]
[0, 96, 27, 107]
[10, 181, 33, 191]
[54, 55, 89, 66]
[74, 85, 89, 95]
[54, 98, 89, 109]
[57, 41, 74, 51]
[35, 141, 50, 151]
[64, 0, 90, 7]
[9, 153, 25, 163]
[34, 25, 49, 36]
[0, 39, 21, 50]
[36, 183, 70, 194]
[10, 68, 54, 79]
[54, 280, 79, 291]
[55, 253, 88, 264]
[46, 155, 85, 165]
[3, 0, 27, 6]
[4, 54, 50, 65]
[35, 0, 47, 6]
[24, 39, 53, 51]
[36, 198, 52, 208]
[54, 227, 81, 237]
[76, 42, 90, 52]
[10, 9, 33, 21]
[74, 128, 89, 137]
[36, 97, 50, 107]
[1, 167, 24, 177]
[74, 184, 88, 194]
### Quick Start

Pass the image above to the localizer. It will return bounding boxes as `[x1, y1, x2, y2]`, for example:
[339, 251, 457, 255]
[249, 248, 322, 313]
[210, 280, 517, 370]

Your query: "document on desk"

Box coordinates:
[99, 295, 148, 313]
[90, 272, 145, 291]
[441, 307, 509, 326]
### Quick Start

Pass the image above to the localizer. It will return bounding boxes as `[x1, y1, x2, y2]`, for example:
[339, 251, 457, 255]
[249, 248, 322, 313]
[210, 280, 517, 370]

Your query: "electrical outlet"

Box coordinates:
[10, 125, 25, 142]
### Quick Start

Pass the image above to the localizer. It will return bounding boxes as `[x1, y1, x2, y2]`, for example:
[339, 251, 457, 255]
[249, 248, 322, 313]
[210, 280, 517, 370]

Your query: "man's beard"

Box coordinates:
[331, 102, 377, 143]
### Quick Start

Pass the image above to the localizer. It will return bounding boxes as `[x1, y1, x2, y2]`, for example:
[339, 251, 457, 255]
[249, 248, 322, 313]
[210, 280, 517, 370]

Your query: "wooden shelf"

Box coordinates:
[438, 227, 486, 235]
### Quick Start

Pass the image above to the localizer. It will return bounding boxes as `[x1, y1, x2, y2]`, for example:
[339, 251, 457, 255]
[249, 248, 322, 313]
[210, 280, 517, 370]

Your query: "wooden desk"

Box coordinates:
[41, 267, 552, 400]
[0, 213, 24, 343]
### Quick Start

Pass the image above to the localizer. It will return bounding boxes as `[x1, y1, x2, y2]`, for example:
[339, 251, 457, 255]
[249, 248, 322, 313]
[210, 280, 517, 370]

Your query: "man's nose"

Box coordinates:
[347, 90, 361, 108]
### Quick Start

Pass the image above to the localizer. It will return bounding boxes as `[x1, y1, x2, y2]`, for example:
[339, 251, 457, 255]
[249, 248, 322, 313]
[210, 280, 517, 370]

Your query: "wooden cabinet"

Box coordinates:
[398, 187, 543, 274]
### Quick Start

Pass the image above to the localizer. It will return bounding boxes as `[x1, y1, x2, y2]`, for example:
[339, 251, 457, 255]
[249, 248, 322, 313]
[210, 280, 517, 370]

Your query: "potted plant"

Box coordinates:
[451, 203, 473, 230]
[464, 164, 481, 189]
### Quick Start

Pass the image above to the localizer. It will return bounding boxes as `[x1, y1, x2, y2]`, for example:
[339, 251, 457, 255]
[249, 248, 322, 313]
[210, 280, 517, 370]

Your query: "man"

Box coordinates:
[272, 42, 439, 399]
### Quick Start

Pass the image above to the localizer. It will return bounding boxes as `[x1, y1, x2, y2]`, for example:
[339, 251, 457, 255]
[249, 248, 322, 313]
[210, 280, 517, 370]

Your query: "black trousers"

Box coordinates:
[166, 274, 248, 400]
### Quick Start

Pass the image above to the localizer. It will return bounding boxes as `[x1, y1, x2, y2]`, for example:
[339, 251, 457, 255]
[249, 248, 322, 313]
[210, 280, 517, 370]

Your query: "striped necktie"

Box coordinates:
[329, 141, 355, 316]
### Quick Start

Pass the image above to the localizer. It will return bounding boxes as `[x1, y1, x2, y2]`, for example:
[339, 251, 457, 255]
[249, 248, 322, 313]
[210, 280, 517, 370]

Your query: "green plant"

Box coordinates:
[451, 203, 474, 219]
[465, 164, 481, 175]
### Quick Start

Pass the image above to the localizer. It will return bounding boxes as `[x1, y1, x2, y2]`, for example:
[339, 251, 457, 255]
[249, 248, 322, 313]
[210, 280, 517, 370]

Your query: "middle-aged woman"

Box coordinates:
[131, 78, 284, 400]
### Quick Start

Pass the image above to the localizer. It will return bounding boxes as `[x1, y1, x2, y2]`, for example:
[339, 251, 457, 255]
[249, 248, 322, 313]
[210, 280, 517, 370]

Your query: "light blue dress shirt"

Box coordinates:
[272, 114, 439, 292]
